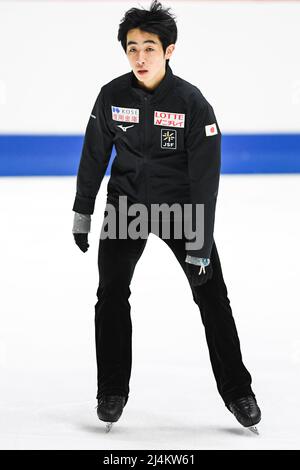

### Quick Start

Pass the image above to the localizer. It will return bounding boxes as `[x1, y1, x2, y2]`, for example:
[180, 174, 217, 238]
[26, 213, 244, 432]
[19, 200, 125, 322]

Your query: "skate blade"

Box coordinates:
[105, 422, 113, 433]
[246, 425, 259, 435]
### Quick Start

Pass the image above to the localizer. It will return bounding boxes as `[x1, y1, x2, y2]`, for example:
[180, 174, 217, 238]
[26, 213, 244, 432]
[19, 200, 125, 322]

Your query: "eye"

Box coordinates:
[128, 47, 154, 53]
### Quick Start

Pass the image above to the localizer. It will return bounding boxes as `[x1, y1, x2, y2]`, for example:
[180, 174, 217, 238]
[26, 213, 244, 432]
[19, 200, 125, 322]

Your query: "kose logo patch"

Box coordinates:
[111, 106, 139, 123]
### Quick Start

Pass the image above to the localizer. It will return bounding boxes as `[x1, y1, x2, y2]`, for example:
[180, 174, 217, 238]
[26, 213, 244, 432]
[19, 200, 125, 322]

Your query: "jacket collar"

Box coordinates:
[129, 63, 175, 103]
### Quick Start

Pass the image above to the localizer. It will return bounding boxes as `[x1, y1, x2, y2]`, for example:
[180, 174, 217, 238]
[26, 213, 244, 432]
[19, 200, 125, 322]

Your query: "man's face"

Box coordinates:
[126, 28, 175, 89]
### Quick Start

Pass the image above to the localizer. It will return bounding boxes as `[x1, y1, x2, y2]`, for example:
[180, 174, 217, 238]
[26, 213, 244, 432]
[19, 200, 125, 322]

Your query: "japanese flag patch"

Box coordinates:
[205, 123, 218, 137]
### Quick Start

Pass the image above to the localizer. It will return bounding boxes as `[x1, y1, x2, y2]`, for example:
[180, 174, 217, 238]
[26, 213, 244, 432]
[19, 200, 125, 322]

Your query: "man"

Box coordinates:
[72, 0, 261, 433]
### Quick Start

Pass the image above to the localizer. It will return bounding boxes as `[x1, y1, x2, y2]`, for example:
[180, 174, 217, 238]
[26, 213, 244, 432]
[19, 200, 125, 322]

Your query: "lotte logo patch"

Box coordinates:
[154, 110, 185, 128]
[161, 129, 177, 149]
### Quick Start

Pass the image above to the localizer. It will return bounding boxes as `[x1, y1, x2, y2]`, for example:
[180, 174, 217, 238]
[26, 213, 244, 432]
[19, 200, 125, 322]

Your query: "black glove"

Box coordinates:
[186, 262, 213, 286]
[73, 233, 89, 253]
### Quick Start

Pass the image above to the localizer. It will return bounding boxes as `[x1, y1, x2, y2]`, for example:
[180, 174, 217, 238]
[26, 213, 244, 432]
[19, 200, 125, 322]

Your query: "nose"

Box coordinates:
[136, 54, 146, 66]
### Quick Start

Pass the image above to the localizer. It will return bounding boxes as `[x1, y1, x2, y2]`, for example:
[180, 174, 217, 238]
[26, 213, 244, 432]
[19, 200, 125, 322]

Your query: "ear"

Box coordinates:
[165, 44, 175, 60]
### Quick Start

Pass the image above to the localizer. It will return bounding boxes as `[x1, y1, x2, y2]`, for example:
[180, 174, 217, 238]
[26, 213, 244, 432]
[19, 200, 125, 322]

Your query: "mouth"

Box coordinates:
[137, 70, 148, 75]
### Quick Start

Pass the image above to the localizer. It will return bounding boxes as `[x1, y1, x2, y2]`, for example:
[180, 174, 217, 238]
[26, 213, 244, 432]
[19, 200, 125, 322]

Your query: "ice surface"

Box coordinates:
[0, 174, 299, 450]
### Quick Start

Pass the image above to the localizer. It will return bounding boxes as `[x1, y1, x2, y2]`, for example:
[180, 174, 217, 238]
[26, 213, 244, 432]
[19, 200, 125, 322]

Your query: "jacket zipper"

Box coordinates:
[144, 95, 150, 210]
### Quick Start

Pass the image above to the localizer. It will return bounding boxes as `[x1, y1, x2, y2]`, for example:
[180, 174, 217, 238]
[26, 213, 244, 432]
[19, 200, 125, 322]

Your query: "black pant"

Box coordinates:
[94, 210, 255, 408]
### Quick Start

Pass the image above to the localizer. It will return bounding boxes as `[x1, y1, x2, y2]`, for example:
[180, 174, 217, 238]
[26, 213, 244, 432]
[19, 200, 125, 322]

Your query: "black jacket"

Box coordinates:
[72, 63, 221, 258]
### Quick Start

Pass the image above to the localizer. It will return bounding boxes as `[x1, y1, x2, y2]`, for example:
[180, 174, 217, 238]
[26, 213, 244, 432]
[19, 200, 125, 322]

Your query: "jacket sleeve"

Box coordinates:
[185, 96, 221, 258]
[72, 87, 114, 214]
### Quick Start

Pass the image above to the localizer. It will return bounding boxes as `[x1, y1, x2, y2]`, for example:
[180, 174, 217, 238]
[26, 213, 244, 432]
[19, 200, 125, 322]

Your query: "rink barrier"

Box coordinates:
[0, 133, 300, 175]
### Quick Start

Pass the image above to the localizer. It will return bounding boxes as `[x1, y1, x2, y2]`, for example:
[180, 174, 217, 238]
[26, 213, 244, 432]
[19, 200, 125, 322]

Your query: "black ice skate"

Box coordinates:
[96, 395, 127, 432]
[228, 395, 261, 435]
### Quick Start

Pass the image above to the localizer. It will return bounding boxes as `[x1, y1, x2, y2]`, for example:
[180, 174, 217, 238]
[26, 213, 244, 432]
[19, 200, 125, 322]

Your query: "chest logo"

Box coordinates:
[154, 110, 185, 128]
[117, 124, 135, 132]
[111, 106, 139, 123]
[161, 129, 177, 150]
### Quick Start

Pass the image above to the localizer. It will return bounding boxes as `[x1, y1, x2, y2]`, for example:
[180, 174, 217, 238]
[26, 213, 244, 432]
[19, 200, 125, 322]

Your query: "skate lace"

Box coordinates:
[235, 395, 256, 412]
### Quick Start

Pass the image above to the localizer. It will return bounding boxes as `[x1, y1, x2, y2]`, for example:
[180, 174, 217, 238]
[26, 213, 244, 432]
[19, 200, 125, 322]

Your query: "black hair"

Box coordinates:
[117, 0, 177, 67]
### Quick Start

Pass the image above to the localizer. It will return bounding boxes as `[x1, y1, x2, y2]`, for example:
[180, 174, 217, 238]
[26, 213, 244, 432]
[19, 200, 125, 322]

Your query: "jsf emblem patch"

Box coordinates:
[111, 106, 139, 123]
[154, 110, 185, 128]
[161, 129, 177, 149]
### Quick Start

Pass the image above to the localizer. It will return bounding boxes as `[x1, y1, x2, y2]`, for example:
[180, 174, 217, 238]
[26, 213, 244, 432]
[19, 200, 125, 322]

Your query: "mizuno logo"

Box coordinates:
[117, 124, 135, 132]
